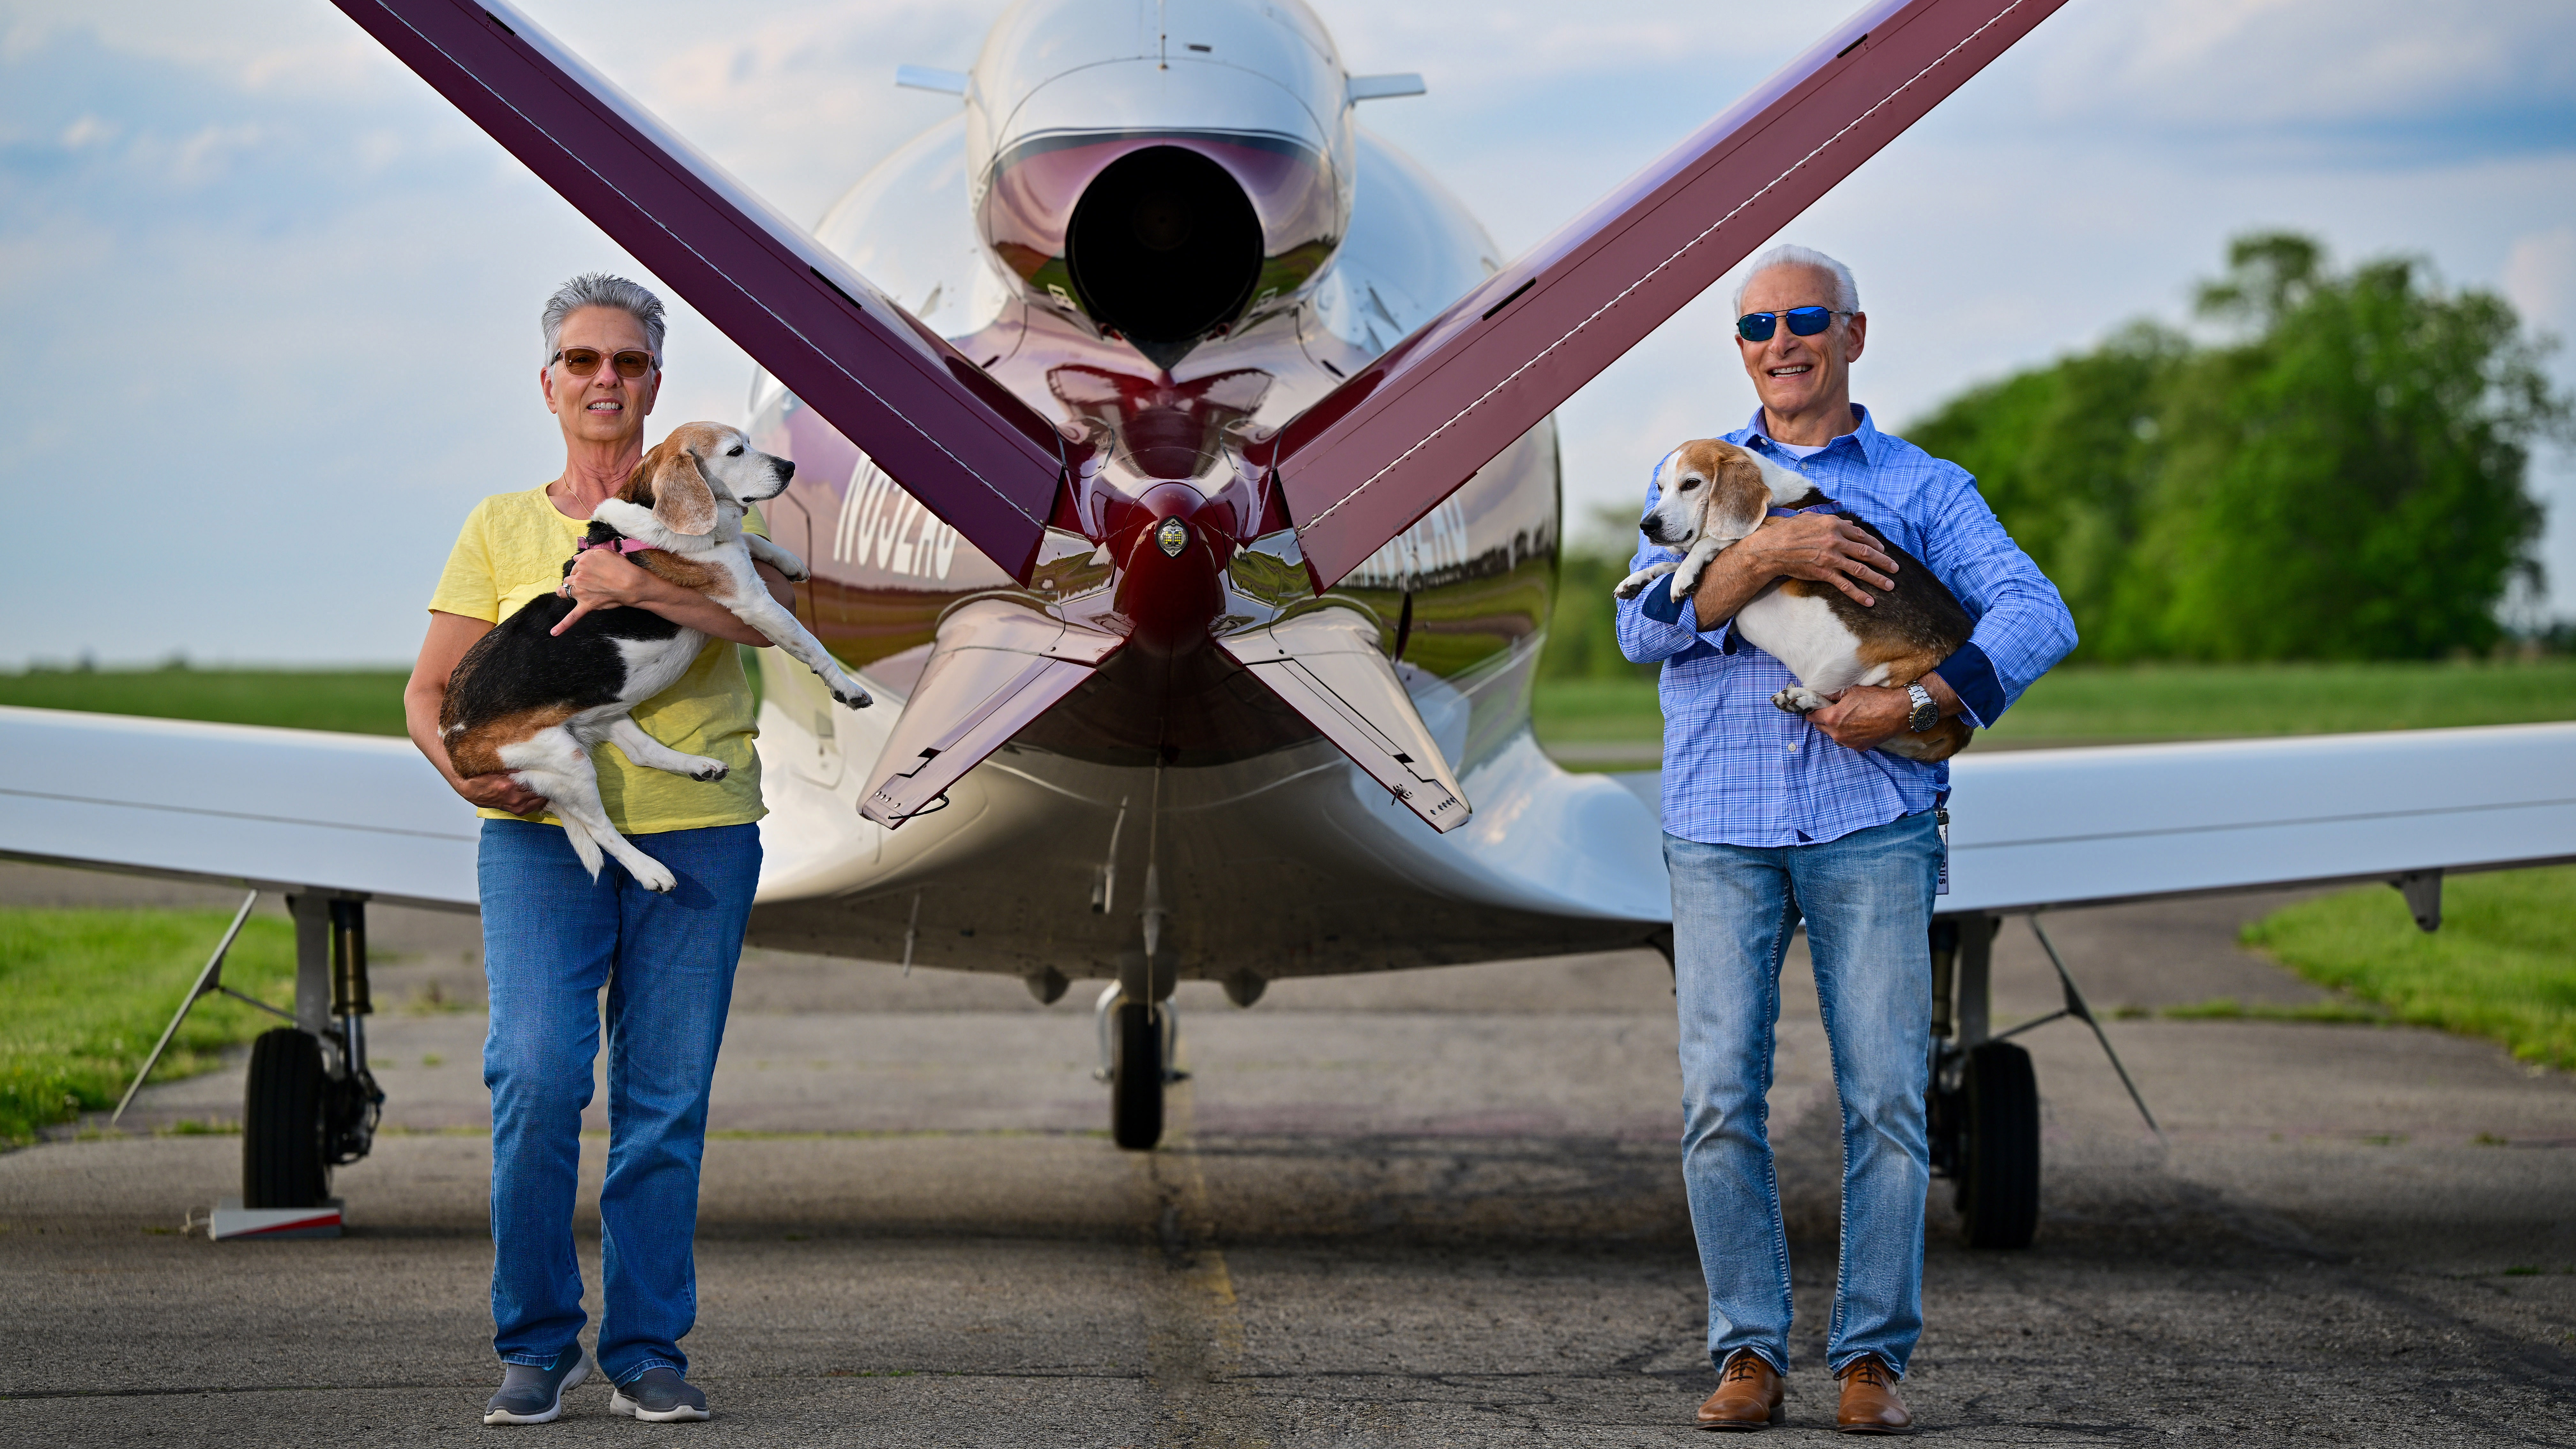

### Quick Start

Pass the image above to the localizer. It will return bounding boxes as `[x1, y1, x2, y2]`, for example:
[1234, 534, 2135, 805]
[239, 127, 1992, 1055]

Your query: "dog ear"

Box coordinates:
[1709, 451, 1774, 542]
[632, 436, 718, 536]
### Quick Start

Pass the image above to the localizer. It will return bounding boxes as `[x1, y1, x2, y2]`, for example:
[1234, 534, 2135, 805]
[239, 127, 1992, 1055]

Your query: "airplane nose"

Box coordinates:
[1112, 482, 1231, 656]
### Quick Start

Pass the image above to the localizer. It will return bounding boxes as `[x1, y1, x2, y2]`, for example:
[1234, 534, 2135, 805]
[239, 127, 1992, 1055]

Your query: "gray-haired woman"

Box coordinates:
[401, 274, 792, 1425]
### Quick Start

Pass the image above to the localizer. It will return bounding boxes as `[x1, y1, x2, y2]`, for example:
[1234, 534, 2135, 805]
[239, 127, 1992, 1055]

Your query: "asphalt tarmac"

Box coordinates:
[3, 861, 2572, 1446]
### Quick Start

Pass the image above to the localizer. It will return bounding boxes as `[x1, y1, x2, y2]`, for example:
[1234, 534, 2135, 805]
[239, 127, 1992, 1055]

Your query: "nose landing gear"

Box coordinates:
[1093, 982, 1183, 1150]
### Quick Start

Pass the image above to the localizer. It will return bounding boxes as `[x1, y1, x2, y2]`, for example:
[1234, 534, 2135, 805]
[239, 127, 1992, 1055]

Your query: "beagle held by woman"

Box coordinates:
[438, 422, 871, 891]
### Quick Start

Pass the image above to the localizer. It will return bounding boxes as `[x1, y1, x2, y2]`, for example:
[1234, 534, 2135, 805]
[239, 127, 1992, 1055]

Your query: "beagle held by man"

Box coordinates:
[1615, 436, 1975, 762]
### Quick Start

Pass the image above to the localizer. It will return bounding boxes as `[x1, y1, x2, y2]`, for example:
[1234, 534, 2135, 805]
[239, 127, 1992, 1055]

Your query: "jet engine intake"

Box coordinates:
[1067, 146, 1263, 372]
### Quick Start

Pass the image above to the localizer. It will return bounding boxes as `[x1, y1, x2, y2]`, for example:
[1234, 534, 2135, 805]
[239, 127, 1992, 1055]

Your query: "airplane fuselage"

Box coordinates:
[727, 5, 1668, 992]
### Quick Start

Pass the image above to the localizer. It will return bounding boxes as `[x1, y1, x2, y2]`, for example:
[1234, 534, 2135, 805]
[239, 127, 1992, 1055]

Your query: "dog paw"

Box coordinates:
[630, 859, 678, 893]
[1772, 687, 1831, 715]
[830, 681, 874, 709]
[1668, 572, 1700, 603]
[1613, 574, 1648, 600]
[684, 757, 729, 782]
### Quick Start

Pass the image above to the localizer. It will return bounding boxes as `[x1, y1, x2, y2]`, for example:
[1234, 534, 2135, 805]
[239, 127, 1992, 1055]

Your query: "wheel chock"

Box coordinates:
[207, 1196, 343, 1241]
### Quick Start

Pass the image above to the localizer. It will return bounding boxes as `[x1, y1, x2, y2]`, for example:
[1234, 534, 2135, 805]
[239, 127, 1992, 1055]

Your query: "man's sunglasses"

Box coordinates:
[1736, 307, 1850, 342]
[551, 347, 656, 379]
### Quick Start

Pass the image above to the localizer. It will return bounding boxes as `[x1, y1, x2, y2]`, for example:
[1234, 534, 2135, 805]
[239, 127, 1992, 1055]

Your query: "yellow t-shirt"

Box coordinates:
[427, 485, 767, 835]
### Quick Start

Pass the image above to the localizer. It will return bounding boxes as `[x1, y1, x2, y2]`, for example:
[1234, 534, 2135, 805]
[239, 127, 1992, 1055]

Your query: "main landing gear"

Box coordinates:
[113, 891, 383, 1211]
[1926, 913, 2162, 1249]
[244, 896, 382, 1208]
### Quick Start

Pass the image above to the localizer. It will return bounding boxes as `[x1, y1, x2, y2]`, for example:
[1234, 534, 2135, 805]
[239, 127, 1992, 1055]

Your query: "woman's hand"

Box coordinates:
[552, 547, 655, 635]
[457, 771, 551, 817]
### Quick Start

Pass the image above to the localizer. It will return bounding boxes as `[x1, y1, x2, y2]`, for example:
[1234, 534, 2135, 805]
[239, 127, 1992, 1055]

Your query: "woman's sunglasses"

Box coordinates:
[551, 347, 656, 379]
[1736, 307, 1850, 342]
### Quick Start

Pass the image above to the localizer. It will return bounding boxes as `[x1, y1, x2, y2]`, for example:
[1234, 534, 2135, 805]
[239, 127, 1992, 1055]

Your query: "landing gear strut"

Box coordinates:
[1926, 912, 2163, 1249]
[244, 895, 381, 1209]
[1926, 914, 2040, 1248]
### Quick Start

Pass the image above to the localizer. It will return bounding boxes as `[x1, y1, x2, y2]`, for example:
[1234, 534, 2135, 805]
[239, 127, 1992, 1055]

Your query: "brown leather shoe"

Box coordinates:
[1833, 1355, 1912, 1434]
[1695, 1349, 1783, 1430]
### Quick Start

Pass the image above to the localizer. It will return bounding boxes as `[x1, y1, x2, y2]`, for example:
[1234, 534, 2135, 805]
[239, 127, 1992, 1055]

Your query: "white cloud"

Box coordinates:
[2505, 226, 2576, 337]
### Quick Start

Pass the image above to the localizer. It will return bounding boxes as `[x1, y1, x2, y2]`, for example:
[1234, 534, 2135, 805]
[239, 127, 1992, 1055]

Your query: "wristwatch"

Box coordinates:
[1904, 682, 1939, 733]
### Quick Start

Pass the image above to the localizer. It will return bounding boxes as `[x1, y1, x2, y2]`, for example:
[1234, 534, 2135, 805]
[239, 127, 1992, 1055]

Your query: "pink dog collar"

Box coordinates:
[575, 536, 658, 557]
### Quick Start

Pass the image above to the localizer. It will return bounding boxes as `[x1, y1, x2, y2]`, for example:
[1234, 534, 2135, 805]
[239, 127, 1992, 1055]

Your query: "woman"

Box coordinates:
[402, 273, 793, 1426]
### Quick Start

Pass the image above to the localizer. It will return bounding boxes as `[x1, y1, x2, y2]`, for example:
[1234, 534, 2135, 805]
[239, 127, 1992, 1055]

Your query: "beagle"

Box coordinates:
[1613, 437, 1974, 763]
[439, 423, 872, 891]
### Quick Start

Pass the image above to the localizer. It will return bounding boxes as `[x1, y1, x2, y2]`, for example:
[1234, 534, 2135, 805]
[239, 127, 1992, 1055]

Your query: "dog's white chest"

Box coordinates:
[616, 633, 703, 702]
[1732, 586, 1878, 694]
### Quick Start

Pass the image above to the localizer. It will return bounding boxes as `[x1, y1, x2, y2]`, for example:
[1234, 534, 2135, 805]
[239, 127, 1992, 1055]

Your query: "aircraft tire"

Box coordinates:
[1954, 1040, 2039, 1249]
[244, 1027, 331, 1208]
[1110, 1000, 1165, 1150]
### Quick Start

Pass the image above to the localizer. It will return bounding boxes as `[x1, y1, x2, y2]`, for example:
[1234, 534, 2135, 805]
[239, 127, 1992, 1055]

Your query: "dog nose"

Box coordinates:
[775, 458, 795, 481]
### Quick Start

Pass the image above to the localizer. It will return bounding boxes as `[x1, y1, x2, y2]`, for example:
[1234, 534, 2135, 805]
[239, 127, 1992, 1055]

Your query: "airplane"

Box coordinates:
[4, 0, 2571, 1250]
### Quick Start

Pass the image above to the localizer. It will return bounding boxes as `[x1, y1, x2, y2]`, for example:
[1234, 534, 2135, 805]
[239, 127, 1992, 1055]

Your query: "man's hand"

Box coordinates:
[457, 770, 549, 817]
[1734, 514, 1897, 605]
[1691, 513, 1900, 630]
[1804, 685, 1912, 753]
[1805, 673, 1960, 753]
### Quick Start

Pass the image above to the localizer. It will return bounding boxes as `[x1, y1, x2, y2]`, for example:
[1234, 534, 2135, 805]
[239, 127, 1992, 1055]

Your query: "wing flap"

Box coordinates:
[333, 0, 1072, 579]
[858, 601, 1125, 828]
[1217, 607, 1470, 833]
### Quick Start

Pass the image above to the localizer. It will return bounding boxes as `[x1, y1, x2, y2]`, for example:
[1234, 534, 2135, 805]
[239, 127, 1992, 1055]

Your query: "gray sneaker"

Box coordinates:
[610, 1367, 710, 1423]
[483, 1343, 589, 1425]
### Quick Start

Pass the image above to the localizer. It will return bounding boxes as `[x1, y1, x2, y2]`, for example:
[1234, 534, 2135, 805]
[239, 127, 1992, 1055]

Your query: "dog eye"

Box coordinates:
[1679, 479, 1700, 491]
[727, 445, 744, 456]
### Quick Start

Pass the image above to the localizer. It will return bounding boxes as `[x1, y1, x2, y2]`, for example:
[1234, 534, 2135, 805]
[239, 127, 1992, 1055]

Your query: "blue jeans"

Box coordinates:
[479, 819, 759, 1384]
[1665, 811, 1940, 1378]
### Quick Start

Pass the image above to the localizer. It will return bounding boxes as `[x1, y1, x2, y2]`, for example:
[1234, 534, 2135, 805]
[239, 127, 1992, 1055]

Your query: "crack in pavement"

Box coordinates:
[1137, 1061, 1274, 1448]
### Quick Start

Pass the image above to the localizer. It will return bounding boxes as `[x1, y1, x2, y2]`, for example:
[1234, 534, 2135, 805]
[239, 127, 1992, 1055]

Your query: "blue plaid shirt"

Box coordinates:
[1616, 406, 2076, 848]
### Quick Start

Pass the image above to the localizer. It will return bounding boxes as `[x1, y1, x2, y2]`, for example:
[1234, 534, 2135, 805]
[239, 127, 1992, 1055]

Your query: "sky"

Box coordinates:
[3, 0, 2572, 665]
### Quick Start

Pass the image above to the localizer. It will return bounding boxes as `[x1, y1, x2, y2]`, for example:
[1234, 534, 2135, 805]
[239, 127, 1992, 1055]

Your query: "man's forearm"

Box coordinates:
[1689, 550, 1771, 632]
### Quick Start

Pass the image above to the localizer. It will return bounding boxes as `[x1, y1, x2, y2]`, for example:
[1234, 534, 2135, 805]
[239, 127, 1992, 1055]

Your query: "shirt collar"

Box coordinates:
[1736, 404, 1880, 467]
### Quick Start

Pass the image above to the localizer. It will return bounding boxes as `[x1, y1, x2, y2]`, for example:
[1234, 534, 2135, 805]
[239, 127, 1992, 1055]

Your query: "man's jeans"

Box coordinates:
[1665, 811, 1940, 1378]
[480, 819, 759, 1385]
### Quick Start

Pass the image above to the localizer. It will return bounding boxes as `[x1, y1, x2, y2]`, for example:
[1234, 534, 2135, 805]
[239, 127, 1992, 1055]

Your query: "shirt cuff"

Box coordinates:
[1636, 577, 1736, 652]
[1931, 642, 2004, 729]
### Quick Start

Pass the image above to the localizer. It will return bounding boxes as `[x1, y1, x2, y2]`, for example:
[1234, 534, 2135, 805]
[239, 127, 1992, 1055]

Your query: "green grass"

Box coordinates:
[0, 664, 410, 736]
[1529, 657, 2576, 750]
[0, 907, 299, 1145]
[2243, 866, 2576, 1072]
[2157, 997, 2390, 1024]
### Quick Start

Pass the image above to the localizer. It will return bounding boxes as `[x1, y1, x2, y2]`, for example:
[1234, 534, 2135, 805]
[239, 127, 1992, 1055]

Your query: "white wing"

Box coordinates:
[1942, 722, 2576, 915]
[0, 706, 477, 910]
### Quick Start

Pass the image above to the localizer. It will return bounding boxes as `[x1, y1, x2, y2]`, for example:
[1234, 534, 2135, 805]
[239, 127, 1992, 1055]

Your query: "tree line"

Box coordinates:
[1545, 232, 2570, 676]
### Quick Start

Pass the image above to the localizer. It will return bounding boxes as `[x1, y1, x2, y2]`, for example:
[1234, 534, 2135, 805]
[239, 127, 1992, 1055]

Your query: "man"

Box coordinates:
[1616, 245, 2075, 1433]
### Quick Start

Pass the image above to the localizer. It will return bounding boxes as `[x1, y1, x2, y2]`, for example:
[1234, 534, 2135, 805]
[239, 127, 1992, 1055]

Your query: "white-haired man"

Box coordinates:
[1616, 246, 2075, 1433]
